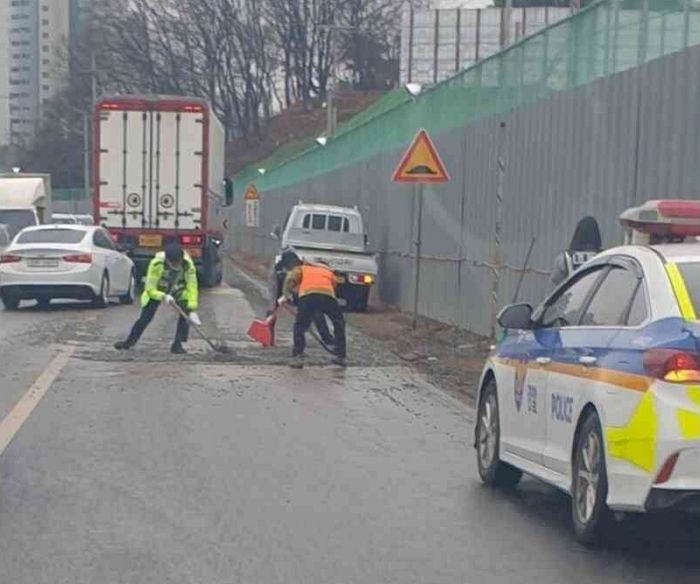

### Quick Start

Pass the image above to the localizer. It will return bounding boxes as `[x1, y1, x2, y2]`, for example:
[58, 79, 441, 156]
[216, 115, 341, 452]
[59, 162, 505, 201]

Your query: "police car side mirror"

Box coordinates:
[271, 224, 282, 240]
[498, 303, 534, 330]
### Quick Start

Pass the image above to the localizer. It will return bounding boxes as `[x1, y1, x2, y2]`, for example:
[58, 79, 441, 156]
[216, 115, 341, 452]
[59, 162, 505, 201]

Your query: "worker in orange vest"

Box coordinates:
[279, 250, 346, 369]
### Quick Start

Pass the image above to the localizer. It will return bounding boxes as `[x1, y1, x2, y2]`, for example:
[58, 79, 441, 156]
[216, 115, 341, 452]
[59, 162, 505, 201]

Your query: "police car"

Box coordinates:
[475, 200, 700, 545]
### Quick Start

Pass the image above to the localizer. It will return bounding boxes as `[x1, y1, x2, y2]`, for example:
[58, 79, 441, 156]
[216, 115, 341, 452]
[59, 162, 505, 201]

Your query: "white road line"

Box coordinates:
[0, 347, 75, 456]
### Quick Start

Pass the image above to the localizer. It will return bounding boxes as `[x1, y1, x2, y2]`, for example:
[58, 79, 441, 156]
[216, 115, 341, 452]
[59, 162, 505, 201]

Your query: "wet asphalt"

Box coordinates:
[0, 264, 697, 583]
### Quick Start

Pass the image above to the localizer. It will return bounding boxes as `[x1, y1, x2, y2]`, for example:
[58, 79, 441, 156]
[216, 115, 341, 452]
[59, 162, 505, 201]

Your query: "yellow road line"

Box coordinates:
[0, 347, 74, 456]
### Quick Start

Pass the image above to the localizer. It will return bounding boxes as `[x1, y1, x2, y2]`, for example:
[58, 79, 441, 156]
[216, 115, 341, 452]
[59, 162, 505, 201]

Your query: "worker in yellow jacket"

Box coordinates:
[114, 243, 199, 354]
[279, 250, 346, 369]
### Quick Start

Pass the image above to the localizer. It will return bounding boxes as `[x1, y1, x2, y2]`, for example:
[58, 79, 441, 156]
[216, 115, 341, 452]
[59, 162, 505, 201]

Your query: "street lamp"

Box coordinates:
[404, 83, 423, 99]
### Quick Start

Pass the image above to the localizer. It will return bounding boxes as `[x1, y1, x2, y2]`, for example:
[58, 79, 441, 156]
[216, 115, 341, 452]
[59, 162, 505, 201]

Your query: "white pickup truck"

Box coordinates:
[272, 203, 378, 311]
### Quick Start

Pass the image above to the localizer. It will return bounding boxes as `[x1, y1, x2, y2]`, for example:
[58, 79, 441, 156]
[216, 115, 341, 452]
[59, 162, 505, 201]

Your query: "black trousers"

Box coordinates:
[126, 300, 189, 346]
[293, 294, 346, 358]
[273, 271, 334, 345]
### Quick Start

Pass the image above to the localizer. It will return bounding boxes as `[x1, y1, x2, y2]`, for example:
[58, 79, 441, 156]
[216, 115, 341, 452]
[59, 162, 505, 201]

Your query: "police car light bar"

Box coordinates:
[619, 200, 700, 237]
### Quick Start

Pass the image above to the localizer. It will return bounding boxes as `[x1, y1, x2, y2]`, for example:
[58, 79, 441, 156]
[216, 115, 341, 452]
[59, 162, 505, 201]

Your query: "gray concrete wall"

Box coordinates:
[228, 44, 700, 337]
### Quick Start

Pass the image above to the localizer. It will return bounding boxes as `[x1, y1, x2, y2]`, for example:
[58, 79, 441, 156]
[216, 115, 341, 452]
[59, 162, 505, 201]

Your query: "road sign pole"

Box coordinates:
[391, 129, 449, 330]
[413, 183, 424, 330]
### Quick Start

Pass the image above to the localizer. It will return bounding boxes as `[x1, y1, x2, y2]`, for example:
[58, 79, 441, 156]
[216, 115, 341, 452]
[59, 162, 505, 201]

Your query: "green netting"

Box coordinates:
[235, 0, 697, 194]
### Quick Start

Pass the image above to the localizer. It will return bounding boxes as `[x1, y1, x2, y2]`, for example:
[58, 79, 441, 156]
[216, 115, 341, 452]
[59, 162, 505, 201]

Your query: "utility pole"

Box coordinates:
[83, 51, 98, 208]
[503, 0, 513, 47]
[318, 24, 358, 138]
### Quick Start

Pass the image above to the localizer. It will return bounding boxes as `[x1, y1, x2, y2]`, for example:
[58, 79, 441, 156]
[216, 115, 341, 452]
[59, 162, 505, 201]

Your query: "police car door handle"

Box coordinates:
[579, 356, 597, 366]
[535, 357, 551, 365]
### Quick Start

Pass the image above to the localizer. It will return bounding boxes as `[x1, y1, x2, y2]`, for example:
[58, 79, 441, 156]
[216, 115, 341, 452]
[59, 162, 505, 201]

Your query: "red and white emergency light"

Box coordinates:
[620, 200, 700, 243]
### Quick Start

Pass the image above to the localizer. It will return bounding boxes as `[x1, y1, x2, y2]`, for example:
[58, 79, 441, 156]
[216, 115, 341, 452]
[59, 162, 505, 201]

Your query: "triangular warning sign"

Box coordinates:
[244, 184, 259, 200]
[392, 129, 449, 184]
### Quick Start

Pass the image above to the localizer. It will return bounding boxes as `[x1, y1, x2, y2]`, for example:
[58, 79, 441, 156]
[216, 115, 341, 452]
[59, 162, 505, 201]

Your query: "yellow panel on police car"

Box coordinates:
[688, 386, 700, 407]
[676, 409, 700, 440]
[665, 264, 697, 320]
[606, 392, 657, 472]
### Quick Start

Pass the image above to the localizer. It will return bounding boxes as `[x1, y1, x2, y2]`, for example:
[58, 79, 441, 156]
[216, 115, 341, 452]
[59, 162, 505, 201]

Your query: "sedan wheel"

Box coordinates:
[571, 411, 611, 546]
[1, 293, 20, 311]
[476, 379, 523, 488]
[119, 272, 136, 305]
[93, 274, 109, 308]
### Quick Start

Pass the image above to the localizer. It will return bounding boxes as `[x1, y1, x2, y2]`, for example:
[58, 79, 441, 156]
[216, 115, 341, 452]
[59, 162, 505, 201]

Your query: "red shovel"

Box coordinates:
[247, 304, 336, 354]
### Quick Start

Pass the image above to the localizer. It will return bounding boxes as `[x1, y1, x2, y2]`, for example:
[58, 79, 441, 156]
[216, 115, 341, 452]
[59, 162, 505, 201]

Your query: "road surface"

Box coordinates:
[0, 265, 697, 583]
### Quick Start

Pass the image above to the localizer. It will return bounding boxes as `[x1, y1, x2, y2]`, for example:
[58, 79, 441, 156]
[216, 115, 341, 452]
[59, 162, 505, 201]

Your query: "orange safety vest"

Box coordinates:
[298, 264, 337, 298]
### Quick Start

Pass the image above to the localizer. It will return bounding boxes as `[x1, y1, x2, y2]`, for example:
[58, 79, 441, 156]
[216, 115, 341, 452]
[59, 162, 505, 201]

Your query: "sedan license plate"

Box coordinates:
[139, 234, 163, 248]
[28, 258, 59, 268]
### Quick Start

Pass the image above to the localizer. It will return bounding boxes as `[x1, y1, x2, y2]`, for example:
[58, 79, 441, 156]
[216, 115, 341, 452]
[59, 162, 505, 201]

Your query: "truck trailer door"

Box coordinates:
[98, 108, 153, 229]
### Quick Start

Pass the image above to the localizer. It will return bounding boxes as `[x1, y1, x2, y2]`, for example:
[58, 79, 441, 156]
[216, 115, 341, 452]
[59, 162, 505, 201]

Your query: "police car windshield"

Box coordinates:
[677, 262, 700, 315]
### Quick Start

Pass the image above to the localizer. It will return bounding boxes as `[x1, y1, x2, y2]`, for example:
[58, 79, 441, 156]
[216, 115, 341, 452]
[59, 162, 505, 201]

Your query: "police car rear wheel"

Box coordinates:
[571, 411, 611, 546]
[476, 380, 522, 489]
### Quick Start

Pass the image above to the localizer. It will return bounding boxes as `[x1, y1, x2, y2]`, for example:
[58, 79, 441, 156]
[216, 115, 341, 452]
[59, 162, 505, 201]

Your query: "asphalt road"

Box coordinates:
[0, 266, 697, 583]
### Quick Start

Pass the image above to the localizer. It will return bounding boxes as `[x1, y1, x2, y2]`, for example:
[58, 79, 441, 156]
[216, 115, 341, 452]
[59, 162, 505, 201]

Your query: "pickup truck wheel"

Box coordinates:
[350, 286, 370, 312]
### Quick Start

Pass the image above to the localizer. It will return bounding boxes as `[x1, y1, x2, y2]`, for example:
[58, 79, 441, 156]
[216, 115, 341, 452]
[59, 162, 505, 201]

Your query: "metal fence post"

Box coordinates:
[611, 0, 621, 74]
[491, 121, 506, 339]
[638, 0, 649, 66]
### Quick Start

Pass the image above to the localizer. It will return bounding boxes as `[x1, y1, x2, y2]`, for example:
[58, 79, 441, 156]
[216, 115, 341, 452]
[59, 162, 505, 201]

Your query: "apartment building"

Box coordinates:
[5, 0, 73, 147]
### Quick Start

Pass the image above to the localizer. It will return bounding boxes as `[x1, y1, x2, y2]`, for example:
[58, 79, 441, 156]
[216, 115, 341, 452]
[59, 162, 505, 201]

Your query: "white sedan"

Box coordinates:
[476, 200, 700, 546]
[0, 224, 136, 309]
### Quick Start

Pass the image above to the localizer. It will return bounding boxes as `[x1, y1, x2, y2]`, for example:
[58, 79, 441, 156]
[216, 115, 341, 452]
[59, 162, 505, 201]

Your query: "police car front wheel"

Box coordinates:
[571, 410, 612, 546]
[476, 379, 522, 489]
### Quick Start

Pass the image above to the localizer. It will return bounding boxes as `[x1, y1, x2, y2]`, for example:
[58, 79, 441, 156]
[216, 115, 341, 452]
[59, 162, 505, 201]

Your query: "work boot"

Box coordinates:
[170, 342, 187, 355]
[289, 355, 304, 369]
[330, 356, 347, 368]
[114, 340, 134, 351]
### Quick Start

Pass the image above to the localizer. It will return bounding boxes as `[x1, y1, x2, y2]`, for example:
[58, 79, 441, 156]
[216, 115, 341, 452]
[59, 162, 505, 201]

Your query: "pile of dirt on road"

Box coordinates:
[229, 252, 490, 406]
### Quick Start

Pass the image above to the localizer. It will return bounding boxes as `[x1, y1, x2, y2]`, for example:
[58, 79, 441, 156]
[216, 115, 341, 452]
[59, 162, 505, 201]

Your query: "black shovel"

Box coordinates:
[169, 302, 232, 354]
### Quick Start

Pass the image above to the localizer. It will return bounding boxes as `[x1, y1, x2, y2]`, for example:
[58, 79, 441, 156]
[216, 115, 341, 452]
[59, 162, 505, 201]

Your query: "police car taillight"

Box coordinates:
[620, 200, 700, 237]
[643, 349, 700, 383]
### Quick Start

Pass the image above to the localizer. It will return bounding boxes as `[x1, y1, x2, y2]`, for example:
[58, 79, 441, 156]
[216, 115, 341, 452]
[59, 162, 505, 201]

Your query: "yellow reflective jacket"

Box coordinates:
[141, 251, 199, 310]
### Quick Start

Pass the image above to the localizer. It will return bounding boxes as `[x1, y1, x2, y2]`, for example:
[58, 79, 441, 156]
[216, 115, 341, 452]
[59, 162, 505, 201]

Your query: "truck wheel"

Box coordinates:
[200, 248, 219, 288]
